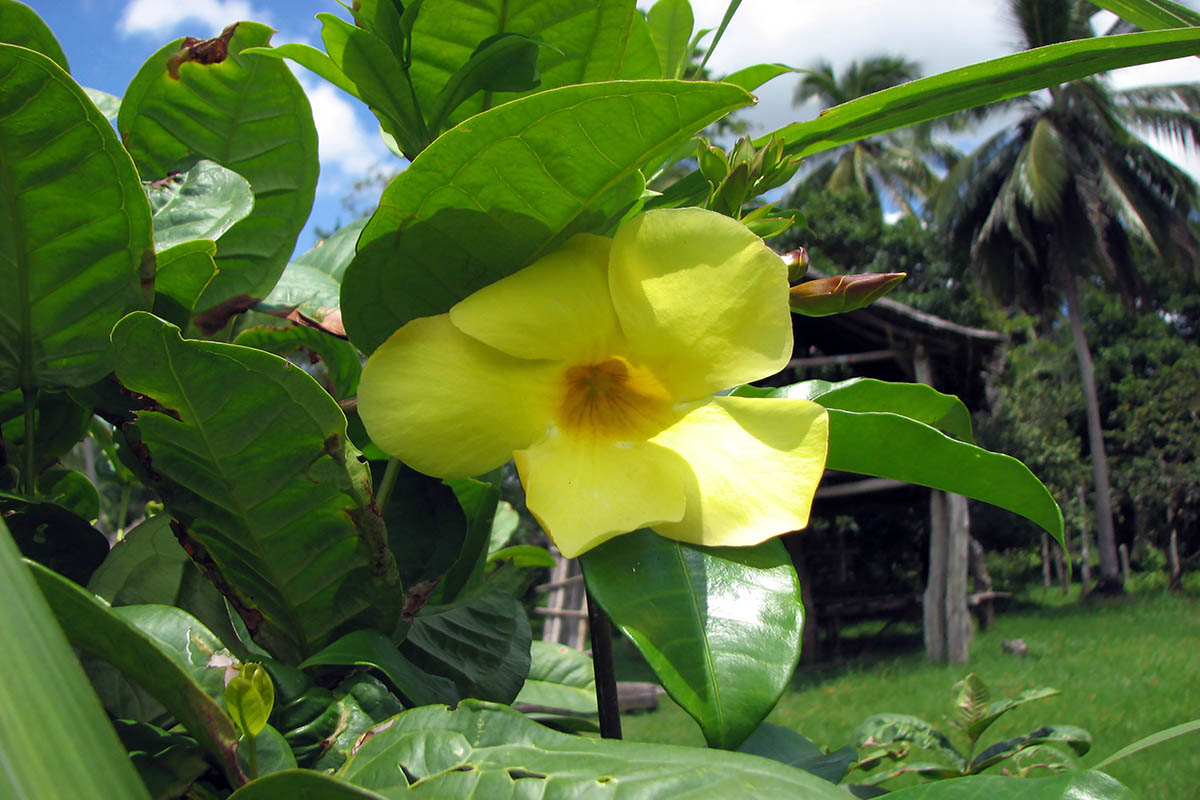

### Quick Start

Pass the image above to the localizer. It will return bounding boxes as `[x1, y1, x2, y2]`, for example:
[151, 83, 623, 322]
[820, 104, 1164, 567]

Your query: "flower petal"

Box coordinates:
[449, 233, 620, 362]
[648, 396, 828, 547]
[358, 314, 559, 478]
[609, 208, 793, 399]
[514, 431, 689, 558]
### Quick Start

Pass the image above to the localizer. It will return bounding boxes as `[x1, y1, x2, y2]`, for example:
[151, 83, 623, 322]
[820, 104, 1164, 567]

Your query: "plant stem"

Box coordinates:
[21, 386, 37, 496]
[246, 733, 257, 781]
[586, 589, 622, 739]
[115, 484, 132, 541]
[375, 457, 401, 508]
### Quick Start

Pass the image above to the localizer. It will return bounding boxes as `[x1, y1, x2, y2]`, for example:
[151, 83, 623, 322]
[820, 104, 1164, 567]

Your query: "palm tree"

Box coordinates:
[792, 56, 958, 217]
[934, 0, 1200, 593]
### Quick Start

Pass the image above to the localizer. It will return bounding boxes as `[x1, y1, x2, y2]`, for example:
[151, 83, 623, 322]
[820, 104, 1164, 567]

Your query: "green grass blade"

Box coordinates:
[0, 520, 152, 800]
[1094, 718, 1200, 769]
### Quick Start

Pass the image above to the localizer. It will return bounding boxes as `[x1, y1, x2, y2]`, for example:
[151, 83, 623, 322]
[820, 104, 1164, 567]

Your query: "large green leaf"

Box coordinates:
[971, 725, 1092, 773]
[580, 530, 803, 750]
[854, 713, 966, 772]
[110, 311, 400, 662]
[514, 640, 597, 715]
[264, 219, 368, 317]
[408, 0, 661, 130]
[153, 239, 220, 329]
[29, 559, 245, 786]
[883, 770, 1136, 800]
[0, 44, 152, 393]
[0, 0, 68, 70]
[298, 629, 459, 707]
[88, 513, 189, 606]
[399, 570, 532, 704]
[736, 377, 974, 443]
[147, 159, 254, 253]
[229, 770, 388, 800]
[647, 0, 693, 79]
[737, 722, 856, 785]
[0, 520, 151, 800]
[1093, 0, 1200, 28]
[342, 79, 752, 352]
[822, 408, 1063, 542]
[335, 700, 848, 798]
[118, 23, 318, 310]
[234, 324, 362, 401]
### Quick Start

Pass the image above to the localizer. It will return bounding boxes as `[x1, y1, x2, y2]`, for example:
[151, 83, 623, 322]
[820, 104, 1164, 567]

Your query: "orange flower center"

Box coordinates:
[558, 356, 674, 440]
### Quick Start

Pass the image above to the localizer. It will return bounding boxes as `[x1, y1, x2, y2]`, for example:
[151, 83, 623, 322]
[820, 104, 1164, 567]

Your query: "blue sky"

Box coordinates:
[25, 0, 1200, 251]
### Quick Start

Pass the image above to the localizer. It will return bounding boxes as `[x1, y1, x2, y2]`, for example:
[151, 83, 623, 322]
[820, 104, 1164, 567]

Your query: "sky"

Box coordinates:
[24, 0, 1200, 251]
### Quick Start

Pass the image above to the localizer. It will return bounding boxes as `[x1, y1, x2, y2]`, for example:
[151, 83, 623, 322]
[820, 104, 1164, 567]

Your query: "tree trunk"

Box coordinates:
[1063, 273, 1122, 593]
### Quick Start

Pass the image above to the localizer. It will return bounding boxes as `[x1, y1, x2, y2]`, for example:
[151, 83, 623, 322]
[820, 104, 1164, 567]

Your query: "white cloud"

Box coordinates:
[117, 0, 269, 38]
[300, 78, 392, 198]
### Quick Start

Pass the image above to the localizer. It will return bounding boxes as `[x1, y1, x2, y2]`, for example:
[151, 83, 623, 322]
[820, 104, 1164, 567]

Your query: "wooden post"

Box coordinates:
[1059, 531, 1071, 595]
[970, 537, 996, 631]
[946, 495, 971, 663]
[916, 346, 952, 663]
[1078, 487, 1092, 595]
[1042, 534, 1052, 590]
[1119, 543, 1131, 587]
[1169, 530, 1182, 592]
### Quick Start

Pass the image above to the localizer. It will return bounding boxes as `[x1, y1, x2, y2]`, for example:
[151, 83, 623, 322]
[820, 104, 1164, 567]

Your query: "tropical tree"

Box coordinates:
[791, 56, 957, 217]
[934, 0, 1200, 592]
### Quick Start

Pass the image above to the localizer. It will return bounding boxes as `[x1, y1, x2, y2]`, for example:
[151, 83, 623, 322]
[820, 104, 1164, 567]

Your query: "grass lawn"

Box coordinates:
[615, 587, 1200, 797]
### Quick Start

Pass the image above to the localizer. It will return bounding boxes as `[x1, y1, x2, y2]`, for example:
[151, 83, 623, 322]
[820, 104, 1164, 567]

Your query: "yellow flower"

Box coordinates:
[357, 208, 829, 558]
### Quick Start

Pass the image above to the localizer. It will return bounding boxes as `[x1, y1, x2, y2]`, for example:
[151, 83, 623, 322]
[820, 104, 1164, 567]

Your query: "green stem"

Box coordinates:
[586, 589, 622, 739]
[246, 733, 258, 781]
[21, 386, 37, 496]
[375, 457, 401, 509]
[115, 484, 132, 542]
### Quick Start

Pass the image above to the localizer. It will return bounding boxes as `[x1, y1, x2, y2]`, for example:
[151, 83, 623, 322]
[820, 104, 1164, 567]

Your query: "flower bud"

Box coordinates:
[789, 272, 906, 317]
[782, 248, 809, 283]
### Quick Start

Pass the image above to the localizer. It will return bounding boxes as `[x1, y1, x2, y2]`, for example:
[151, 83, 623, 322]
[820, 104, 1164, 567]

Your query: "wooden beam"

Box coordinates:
[788, 349, 898, 369]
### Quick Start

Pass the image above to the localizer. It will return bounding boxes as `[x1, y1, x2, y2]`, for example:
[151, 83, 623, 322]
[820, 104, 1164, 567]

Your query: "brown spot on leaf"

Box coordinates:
[259, 306, 351, 340]
[171, 520, 264, 633]
[139, 250, 157, 297]
[193, 294, 261, 335]
[167, 23, 238, 80]
[401, 578, 440, 622]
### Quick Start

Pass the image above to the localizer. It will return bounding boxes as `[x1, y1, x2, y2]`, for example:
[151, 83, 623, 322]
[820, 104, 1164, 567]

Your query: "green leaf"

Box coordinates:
[0, 0, 68, 70]
[825, 408, 1064, 543]
[1095, 718, 1200, 769]
[853, 713, 966, 772]
[271, 670, 404, 772]
[737, 377, 974, 443]
[407, 0, 661, 131]
[238, 723, 296, 777]
[400, 571, 532, 703]
[721, 62, 798, 91]
[438, 477, 500, 603]
[36, 467, 100, 522]
[229, 770, 388, 800]
[952, 673, 992, 735]
[883, 770, 1135, 799]
[337, 700, 849, 798]
[115, 719, 210, 800]
[29, 560, 246, 785]
[228, 663, 276, 738]
[1092, 0, 1200, 29]
[4, 497, 109, 585]
[88, 514, 188, 606]
[342, 79, 752, 352]
[966, 686, 1061, 744]
[263, 218, 367, 319]
[0, 519, 152, 800]
[429, 33, 544, 133]
[233, 324, 362, 400]
[487, 544, 555, 568]
[152, 239, 219, 329]
[514, 640, 597, 715]
[487, 500, 520, 555]
[298, 629, 459, 707]
[118, 23, 318, 309]
[111, 311, 399, 662]
[83, 87, 121, 120]
[147, 159, 254, 253]
[0, 44, 153, 393]
[648, 0, 694, 79]
[580, 530, 803, 750]
[971, 725, 1092, 773]
[737, 722, 856, 784]
[0, 388, 93, 475]
[315, 12, 430, 156]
